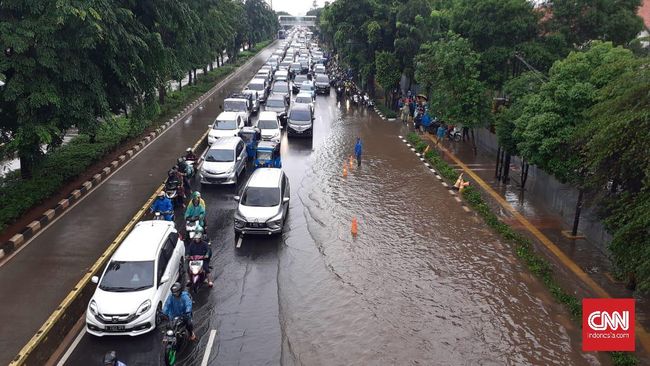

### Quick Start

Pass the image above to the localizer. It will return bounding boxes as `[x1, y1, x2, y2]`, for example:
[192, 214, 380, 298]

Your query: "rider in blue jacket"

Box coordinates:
[150, 191, 174, 221]
[163, 282, 196, 341]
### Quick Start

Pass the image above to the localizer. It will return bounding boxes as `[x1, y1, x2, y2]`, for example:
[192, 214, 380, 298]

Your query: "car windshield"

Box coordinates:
[290, 109, 311, 123]
[301, 83, 314, 91]
[224, 100, 247, 112]
[99, 260, 154, 292]
[294, 76, 307, 83]
[212, 119, 237, 130]
[248, 83, 264, 91]
[266, 99, 285, 108]
[258, 119, 278, 129]
[316, 75, 329, 83]
[205, 149, 234, 162]
[295, 96, 312, 104]
[241, 187, 281, 207]
[257, 150, 273, 161]
[272, 83, 287, 93]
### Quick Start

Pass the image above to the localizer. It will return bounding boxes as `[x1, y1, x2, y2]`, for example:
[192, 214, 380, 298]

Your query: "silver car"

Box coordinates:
[199, 137, 247, 185]
[234, 168, 290, 236]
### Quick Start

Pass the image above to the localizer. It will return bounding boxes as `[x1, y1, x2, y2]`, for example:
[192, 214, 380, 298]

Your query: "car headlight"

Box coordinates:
[89, 300, 99, 316]
[266, 213, 283, 228]
[136, 300, 151, 317]
[234, 213, 246, 227]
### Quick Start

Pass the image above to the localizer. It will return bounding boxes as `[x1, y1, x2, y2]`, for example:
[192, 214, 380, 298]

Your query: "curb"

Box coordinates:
[0, 43, 269, 263]
[398, 135, 470, 212]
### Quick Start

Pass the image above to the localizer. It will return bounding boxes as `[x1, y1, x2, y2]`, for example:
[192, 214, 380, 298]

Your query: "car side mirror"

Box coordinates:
[279, 125, 283, 130]
[208, 124, 213, 128]
[91, 276, 99, 284]
[234, 195, 240, 202]
[283, 197, 290, 203]
[237, 156, 242, 161]
[239, 122, 244, 128]
[160, 274, 170, 285]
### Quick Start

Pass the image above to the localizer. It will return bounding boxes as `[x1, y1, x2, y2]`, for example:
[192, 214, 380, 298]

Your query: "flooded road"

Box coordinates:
[62, 91, 606, 364]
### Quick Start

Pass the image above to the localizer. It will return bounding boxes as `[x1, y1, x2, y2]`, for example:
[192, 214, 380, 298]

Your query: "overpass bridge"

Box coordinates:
[279, 15, 316, 28]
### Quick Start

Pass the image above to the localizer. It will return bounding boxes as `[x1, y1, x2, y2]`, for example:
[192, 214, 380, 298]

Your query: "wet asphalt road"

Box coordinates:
[59, 84, 611, 364]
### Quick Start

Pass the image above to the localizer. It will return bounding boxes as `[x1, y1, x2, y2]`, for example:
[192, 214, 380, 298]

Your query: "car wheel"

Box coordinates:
[155, 302, 163, 327]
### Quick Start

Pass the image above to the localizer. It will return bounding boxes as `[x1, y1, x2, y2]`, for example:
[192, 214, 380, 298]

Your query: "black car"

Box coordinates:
[314, 74, 330, 95]
[286, 104, 314, 138]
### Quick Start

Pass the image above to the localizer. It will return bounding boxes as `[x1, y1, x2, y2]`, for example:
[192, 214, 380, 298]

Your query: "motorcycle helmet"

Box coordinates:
[171, 282, 182, 296]
[186, 147, 193, 153]
[191, 229, 203, 240]
[192, 191, 201, 199]
[157, 191, 165, 198]
[103, 350, 117, 365]
[177, 157, 184, 164]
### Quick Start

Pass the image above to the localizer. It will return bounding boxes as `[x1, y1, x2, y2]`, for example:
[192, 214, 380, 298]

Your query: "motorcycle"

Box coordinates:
[186, 216, 202, 235]
[447, 127, 462, 142]
[161, 316, 190, 366]
[363, 94, 374, 108]
[187, 255, 208, 294]
[153, 211, 174, 221]
[165, 179, 184, 209]
[351, 93, 361, 105]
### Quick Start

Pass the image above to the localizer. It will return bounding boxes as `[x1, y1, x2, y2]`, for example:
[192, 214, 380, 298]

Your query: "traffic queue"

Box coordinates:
[85, 27, 330, 366]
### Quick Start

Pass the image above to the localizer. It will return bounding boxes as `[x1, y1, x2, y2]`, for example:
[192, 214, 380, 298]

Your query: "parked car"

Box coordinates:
[234, 168, 290, 237]
[264, 94, 289, 125]
[199, 136, 247, 185]
[86, 221, 185, 336]
[208, 112, 245, 145]
[286, 104, 314, 137]
[256, 111, 282, 143]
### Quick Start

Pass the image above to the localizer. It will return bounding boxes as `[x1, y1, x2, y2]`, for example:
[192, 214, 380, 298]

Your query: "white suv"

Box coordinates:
[86, 221, 185, 336]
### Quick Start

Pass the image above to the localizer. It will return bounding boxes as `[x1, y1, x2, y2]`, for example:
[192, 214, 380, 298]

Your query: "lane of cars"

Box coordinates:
[82, 27, 329, 344]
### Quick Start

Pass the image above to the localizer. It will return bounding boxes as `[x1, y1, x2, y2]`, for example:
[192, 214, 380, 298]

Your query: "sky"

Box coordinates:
[267, 0, 328, 16]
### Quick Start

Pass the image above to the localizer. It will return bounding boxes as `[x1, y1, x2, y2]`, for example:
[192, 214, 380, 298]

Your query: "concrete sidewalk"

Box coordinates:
[414, 128, 649, 350]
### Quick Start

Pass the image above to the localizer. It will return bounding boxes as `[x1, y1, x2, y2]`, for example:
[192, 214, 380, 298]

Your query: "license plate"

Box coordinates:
[190, 260, 203, 267]
[106, 325, 125, 331]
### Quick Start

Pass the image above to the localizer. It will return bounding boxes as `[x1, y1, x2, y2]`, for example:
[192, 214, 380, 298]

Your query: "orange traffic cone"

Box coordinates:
[349, 155, 354, 169]
[351, 217, 358, 236]
[343, 164, 348, 177]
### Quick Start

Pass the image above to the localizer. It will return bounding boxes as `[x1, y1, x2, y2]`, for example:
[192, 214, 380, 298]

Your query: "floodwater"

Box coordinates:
[61, 79, 605, 365]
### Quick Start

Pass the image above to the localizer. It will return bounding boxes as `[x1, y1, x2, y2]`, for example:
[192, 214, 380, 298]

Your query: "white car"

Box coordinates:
[294, 92, 314, 113]
[208, 112, 245, 145]
[256, 111, 282, 143]
[86, 221, 185, 337]
[223, 96, 251, 125]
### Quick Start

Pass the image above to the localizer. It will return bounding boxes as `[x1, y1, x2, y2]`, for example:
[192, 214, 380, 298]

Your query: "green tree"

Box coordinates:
[449, 0, 540, 89]
[375, 51, 401, 106]
[415, 32, 489, 130]
[550, 0, 644, 47]
[513, 42, 637, 234]
[394, 0, 434, 87]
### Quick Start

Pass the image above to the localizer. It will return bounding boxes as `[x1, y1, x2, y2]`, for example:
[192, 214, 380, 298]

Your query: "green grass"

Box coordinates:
[404, 132, 637, 366]
[376, 103, 397, 119]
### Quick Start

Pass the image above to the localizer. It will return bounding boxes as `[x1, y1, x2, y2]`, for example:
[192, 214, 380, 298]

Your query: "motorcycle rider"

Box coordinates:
[177, 158, 193, 195]
[150, 191, 174, 221]
[187, 229, 213, 287]
[185, 191, 206, 233]
[163, 282, 197, 341]
[103, 350, 127, 366]
[185, 147, 197, 161]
